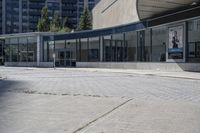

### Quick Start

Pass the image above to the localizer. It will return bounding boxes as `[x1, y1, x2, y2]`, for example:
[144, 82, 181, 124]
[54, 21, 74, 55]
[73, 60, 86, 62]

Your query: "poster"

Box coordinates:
[168, 26, 184, 59]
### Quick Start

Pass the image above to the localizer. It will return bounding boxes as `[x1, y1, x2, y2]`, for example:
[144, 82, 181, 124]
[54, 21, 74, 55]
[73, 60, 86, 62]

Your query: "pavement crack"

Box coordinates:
[72, 98, 133, 133]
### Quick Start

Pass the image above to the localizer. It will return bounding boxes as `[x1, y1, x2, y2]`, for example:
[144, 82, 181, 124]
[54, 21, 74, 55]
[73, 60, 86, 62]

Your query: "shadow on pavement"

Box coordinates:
[0, 79, 26, 95]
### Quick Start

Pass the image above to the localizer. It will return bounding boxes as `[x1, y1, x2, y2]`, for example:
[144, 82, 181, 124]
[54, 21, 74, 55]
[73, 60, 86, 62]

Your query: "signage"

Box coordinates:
[168, 26, 184, 59]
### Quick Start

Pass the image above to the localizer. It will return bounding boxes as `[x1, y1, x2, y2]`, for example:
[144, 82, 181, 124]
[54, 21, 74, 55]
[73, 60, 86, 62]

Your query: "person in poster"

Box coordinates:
[168, 26, 183, 59]
[172, 31, 179, 48]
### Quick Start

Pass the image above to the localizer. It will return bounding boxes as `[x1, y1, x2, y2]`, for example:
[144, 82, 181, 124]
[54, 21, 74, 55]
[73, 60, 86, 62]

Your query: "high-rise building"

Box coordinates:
[0, 0, 98, 34]
[0, 0, 2, 34]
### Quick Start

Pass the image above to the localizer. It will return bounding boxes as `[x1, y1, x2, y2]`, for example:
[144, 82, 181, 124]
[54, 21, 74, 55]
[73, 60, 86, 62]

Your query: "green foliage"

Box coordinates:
[37, 7, 50, 32]
[50, 13, 62, 32]
[38, 7, 74, 33]
[59, 17, 72, 32]
[63, 17, 73, 29]
[79, 8, 92, 31]
[60, 27, 71, 32]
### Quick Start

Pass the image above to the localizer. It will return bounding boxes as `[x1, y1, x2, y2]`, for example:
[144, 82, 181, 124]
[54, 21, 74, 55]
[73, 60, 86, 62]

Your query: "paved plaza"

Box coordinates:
[0, 67, 200, 133]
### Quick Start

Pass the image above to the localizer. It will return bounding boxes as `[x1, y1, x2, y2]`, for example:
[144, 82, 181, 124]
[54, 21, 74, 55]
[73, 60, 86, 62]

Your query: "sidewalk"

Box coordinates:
[72, 68, 200, 80]
[0, 66, 200, 80]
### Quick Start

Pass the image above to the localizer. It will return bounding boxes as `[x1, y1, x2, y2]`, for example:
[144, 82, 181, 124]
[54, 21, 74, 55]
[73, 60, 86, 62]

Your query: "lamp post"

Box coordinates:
[49, 39, 55, 69]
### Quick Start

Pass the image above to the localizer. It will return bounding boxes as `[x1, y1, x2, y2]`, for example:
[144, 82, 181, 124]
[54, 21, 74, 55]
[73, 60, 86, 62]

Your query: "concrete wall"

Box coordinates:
[92, 0, 199, 29]
[39, 62, 54, 68]
[5, 62, 37, 67]
[77, 62, 200, 72]
[5, 62, 54, 68]
[92, 0, 139, 29]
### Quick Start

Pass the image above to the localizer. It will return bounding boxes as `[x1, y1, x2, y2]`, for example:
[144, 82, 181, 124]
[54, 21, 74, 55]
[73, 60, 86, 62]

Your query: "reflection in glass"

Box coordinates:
[19, 37, 27, 62]
[27, 36, 37, 62]
[80, 38, 88, 62]
[88, 37, 100, 62]
[187, 19, 200, 62]
[152, 27, 167, 62]
[126, 31, 137, 62]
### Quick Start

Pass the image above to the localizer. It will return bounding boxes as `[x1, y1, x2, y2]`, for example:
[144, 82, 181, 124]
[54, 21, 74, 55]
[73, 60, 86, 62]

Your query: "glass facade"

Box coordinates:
[126, 31, 137, 62]
[0, 39, 4, 65]
[187, 19, 200, 62]
[4, 36, 37, 62]
[88, 37, 100, 62]
[80, 38, 88, 62]
[2, 17, 200, 67]
[152, 26, 167, 62]
[103, 35, 112, 61]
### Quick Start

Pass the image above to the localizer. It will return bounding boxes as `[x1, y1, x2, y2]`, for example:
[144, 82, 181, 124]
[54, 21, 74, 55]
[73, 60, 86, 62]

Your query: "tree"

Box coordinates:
[50, 12, 62, 32]
[37, 7, 50, 32]
[60, 17, 72, 32]
[78, 8, 92, 30]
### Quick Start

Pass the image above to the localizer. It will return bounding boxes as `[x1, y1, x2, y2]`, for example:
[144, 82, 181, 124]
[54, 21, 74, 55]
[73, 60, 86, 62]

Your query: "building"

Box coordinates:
[0, 0, 97, 34]
[0, 0, 2, 34]
[0, 0, 200, 71]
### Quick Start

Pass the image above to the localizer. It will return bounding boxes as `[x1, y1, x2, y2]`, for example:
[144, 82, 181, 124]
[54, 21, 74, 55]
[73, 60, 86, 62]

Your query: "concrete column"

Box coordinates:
[40, 36, 43, 63]
[100, 36, 103, 62]
[37, 35, 41, 67]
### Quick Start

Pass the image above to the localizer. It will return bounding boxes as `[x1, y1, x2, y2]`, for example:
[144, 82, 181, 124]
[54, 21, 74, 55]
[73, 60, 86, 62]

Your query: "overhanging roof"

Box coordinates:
[137, 0, 200, 19]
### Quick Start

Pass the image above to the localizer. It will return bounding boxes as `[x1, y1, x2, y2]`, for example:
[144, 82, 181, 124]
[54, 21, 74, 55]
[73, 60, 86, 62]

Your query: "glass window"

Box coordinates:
[88, 37, 100, 62]
[27, 36, 37, 62]
[152, 26, 167, 62]
[103, 35, 112, 62]
[10, 38, 18, 62]
[55, 40, 66, 64]
[137, 31, 145, 62]
[5, 39, 10, 62]
[66, 40, 77, 66]
[125, 31, 137, 62]
[145, 29, 151, 62]
[80, 38, 88, 62]
[55, 40, 65, 50]
[19, 37, 27, 62]
[76, 39, 81, 62]
[187, 19, 200, 62]
[112, 34, 125, 62]
[48, 41, 55, 62]
[43, 41, 48, 62]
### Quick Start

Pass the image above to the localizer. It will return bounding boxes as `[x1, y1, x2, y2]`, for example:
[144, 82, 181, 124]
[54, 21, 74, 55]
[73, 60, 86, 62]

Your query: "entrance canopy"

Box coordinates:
[137, 0, 200, 19]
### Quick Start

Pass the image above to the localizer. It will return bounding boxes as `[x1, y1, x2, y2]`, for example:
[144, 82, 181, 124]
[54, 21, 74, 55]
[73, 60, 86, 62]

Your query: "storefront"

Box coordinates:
[0, 5, 200, 71]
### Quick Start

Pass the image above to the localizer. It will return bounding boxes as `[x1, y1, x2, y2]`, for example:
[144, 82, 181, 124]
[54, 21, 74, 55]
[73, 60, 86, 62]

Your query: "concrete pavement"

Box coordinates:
[0, 67, 200, 133]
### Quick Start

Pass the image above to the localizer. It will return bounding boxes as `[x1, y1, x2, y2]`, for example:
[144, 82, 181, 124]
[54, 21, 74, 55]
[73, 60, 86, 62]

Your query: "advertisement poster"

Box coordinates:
[168, 26, 184, 59]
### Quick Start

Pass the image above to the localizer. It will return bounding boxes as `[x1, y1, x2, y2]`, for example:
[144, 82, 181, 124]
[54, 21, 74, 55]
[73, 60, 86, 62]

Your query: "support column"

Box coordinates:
[100, 36, 103, 62]
[37, 35, 41, 67]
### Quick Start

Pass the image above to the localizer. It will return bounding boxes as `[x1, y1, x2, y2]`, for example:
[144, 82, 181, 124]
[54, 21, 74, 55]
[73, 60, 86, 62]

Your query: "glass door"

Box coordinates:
[0, 40, 5, 65]
[137, 31, 145, 61]
[56, 49, 76, 67]
[116, 40, 123, 61]
[59, 51, 65, 66]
